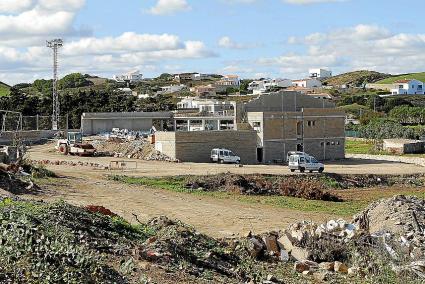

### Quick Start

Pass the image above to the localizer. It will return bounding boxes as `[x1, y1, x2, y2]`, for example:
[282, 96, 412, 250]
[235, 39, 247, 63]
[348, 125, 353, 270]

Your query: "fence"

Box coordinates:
[0, 115, 69, 132]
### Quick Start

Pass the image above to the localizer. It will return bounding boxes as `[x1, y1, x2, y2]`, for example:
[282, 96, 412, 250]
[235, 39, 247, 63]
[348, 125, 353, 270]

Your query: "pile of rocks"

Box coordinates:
[277, 195, 425, 280]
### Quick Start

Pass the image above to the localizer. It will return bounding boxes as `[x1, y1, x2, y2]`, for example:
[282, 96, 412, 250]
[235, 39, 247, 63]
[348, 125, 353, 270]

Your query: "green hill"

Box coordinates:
[0, 82, 11, 97]
[376, 72, 425, 84]
[323, 70, 391, 87]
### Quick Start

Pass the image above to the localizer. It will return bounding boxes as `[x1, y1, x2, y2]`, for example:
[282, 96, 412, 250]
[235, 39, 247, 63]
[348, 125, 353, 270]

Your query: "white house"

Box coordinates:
[113, 70, 143, 83]
[292, 78, 322, 88]
[216, 75, 240, 87]
[309, 68, 332, 79]
[248, 78, 292, 95]
[157, 84, 186, 95]
[390, 79, 424, 95]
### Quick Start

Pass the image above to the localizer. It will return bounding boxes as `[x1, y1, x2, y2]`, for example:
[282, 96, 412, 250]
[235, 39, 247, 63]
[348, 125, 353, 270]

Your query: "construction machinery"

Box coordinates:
[56, 132, 96, 156]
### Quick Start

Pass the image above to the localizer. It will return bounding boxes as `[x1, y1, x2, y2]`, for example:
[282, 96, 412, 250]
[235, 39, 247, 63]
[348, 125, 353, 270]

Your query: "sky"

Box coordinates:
[0, 0, 424, 85]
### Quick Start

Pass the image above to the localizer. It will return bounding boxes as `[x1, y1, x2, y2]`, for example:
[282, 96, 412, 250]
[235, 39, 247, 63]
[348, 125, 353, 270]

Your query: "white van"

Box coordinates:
[211, 148, 241, 164]
[288, 153, 324, 173]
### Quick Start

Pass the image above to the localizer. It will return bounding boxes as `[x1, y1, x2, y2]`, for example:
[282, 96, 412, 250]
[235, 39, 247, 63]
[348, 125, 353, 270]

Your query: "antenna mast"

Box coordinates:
[46, 39, 63, 130]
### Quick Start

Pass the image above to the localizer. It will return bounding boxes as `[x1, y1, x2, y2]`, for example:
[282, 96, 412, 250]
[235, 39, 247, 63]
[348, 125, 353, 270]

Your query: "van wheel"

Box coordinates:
[300, 167, 305, 173]
[309, 170, 313, 173]
[220, 159, 224, 164]
[319, 168, 324, 173]
[236, 160, 240, 164]
[290, 169, 295, 172]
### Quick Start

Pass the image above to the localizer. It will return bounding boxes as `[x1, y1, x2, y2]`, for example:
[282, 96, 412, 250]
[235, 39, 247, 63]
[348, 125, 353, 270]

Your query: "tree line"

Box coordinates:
[0, 87, 176, 129]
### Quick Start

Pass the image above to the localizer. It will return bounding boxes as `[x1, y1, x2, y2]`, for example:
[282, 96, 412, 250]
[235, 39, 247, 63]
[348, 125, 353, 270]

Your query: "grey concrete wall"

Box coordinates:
[82, 118, 154, 135]
[81, 112, 172, 135]
[244, 91, 335, 113]
[155, 130, 258, 164]
[0, 130, 57, 144]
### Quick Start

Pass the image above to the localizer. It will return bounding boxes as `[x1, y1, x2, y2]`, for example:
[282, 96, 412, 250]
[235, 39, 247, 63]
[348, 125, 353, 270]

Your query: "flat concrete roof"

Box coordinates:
[82, 112, 173, 120]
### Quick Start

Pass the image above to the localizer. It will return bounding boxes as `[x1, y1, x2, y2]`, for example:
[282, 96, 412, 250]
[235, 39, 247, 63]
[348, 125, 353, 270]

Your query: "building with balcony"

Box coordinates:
[175, 98, 236, 131]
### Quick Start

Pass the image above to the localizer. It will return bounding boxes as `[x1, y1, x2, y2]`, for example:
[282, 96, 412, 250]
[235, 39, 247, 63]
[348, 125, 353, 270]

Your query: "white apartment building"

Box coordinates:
[309, 68, 332, 79]
[113, 70, 143, 83]
[390, 79, 424, 95]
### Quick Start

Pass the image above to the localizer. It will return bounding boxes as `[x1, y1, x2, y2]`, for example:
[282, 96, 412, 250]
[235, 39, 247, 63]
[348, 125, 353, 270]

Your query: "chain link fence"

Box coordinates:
[1, 113, 69, 132]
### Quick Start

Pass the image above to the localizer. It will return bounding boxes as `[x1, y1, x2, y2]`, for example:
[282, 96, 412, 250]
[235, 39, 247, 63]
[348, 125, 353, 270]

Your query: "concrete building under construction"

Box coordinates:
[81, 91, 345, 164]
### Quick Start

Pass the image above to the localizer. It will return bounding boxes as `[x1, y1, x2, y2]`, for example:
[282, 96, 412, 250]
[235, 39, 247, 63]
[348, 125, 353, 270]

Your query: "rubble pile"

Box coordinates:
[277, 195, 425, 280]
[185, 174, 342, 201]
[91, 138, 177, 162]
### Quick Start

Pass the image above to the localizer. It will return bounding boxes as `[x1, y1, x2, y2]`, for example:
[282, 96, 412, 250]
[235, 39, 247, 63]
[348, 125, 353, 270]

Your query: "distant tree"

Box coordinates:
[58, 73, 93, 89]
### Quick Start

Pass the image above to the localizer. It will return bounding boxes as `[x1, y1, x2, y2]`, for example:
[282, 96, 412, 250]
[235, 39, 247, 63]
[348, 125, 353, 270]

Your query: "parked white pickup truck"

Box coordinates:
[288, 153, 324, 173]
[211, 148, 241, 164]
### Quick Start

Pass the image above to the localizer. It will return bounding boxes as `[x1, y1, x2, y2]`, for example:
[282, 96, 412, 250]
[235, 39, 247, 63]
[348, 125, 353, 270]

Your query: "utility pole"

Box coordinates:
[46, 39, 63, 130]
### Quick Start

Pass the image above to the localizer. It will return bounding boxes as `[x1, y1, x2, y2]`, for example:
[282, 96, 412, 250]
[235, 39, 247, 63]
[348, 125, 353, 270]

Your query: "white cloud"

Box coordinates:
[218, 36, 259, 49]
[260, 24, 425, 78]
[0, 0, 86, 44]
[148, 0, 191, 15]
[0, 0, 33, 14]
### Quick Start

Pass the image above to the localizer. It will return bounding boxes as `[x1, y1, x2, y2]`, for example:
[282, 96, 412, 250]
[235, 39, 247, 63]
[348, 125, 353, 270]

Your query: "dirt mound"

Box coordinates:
[185, 174, 342, 201]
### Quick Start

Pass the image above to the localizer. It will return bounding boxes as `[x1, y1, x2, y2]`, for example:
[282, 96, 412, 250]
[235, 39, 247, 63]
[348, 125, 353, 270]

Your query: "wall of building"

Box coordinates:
[251, 108, 345, 162]
[243, 91, 334, 113]
[81, 112, 172, 135]
[155, 130, 258, 164]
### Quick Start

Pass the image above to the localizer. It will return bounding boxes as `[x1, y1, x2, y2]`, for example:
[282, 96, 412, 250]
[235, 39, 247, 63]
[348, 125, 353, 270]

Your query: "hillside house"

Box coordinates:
[216, 75, 240, 87]
[157, 84, 186, 95]
[292, 78, 322, 89]
[190, 85, 217, 97]
[248, 78, 292, 95]
[309, 68, 332, 79]
[390, 79, 424, 95]
[113, 70, 143, 83]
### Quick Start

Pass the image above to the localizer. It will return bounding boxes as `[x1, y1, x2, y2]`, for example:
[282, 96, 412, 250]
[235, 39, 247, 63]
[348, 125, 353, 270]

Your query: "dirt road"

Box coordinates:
[29, 169, 334, 238]
[23, 143, 425, 238]
[28, 143, 425, 176]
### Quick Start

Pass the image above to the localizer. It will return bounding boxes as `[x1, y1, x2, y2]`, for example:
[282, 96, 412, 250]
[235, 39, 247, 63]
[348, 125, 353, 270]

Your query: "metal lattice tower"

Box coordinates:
[46, 39, 63, 130]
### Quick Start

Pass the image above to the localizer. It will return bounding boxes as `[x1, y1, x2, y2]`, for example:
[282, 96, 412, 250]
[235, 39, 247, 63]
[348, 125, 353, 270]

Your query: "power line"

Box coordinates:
[46, 39, 63, 131]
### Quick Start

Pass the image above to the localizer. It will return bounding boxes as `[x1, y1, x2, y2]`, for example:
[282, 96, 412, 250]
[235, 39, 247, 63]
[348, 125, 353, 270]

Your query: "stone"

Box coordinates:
[280, 249, 289, 262]
[319, 262, 334, 271]
[334, 261, 348, 274]
[277, 235, 294, 252]
[294, 261, 310, 273]
[267, 274, 278, 282]
[302, 270, 313, 276]
[313, 271, 329, 282]
[263, 235, 280, 253]
[248, 237, 265, 258]
[290, 246, 311, 261]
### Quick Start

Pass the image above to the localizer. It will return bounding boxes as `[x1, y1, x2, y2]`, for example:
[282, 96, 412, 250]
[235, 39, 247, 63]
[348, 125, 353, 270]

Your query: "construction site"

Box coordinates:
[0, 41, 424, 283]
